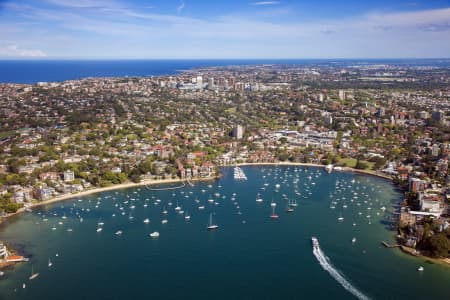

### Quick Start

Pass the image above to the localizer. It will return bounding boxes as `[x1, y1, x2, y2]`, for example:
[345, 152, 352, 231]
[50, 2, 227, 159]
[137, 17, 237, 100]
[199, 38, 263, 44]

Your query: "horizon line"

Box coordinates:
[1, 57, 450, 61]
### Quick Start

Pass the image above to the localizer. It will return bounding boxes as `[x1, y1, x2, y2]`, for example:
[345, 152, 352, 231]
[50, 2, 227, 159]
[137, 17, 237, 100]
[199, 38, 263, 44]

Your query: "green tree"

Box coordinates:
[428, 233, 450, 258]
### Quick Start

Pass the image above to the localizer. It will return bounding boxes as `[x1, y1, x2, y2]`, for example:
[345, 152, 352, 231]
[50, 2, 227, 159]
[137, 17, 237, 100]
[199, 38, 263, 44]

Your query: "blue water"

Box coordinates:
[1, 59, 449, 84]
[1, 166, 450, 300]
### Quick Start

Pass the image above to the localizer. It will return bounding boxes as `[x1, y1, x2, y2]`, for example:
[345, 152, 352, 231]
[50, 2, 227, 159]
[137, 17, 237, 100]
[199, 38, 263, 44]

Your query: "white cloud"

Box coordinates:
[1, 2, 449, 58]
[177, 1, 185, 13]
[0, 45, 47, 57]
[363, 7, 450, 28]
[45, 0, 113, 8]
[249, 1, 280, 5]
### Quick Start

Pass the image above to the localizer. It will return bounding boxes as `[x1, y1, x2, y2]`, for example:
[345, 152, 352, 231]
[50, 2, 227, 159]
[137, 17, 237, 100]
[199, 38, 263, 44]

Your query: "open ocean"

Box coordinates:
[1, 59, 449, 84]
[1, 166, 450, 300]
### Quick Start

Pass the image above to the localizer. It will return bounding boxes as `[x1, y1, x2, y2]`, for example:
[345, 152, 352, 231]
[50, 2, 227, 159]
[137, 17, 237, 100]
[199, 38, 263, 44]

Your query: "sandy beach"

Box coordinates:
[1, 163, 393, 225]
[2, 163, 446, 271]
[0, 176, 218, 225]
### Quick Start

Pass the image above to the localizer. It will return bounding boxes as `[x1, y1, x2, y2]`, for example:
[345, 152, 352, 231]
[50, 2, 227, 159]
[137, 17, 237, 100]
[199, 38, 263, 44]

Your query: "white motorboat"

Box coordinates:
[29, 266, 39, 280]
[150, 231, 160, 238]
[207, 213, 219, 230]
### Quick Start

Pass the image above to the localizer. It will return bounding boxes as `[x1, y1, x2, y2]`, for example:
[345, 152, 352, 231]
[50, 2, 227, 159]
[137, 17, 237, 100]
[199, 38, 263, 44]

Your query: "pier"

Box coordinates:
[145, 182, 186, 191]
[234, 167, 247, 180]
[381, 241, 401, 248]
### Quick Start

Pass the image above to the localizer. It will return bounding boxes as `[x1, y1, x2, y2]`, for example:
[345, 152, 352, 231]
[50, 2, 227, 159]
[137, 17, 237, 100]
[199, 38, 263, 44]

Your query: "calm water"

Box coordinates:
[1, 59, 449, 84]
[0, 166, 449, 300]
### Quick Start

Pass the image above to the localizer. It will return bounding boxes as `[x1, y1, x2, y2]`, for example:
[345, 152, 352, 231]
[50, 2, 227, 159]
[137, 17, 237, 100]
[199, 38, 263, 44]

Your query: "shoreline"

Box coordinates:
[399, 246, 450, 267]
[3, 163, 444, 268]
[235, 162, 450, 266]
[0, 176, 218, 226]
[0, 163, 393, 225]
[234, 162, 394, 181]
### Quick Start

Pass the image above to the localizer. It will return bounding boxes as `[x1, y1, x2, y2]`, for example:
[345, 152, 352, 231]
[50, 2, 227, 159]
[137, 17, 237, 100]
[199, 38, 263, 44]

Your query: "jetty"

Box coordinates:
[381, 241, 401, 248]
[234, 167, 247, 180]
[145, 182, 186, 191]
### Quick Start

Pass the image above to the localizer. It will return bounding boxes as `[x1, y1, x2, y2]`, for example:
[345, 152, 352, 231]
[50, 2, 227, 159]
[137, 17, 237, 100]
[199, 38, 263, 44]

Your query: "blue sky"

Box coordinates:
[0, 0, 449, 59]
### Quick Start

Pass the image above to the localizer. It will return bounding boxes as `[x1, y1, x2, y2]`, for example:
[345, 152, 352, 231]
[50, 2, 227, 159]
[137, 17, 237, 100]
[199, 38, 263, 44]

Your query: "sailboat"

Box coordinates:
[270, 206, 279, 219]
[286, 199, 294, 213]
[290, 198, 298, 207]
[48, 258, 53, 267]
[256, 193, 263, 203]
[29, 265, 39, 280]
[207, 213, 219, 230]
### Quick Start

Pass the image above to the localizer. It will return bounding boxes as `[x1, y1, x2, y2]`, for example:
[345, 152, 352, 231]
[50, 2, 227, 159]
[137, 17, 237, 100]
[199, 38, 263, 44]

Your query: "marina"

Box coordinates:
[0, 166, 449, 300]
[233, 167, 247, 180]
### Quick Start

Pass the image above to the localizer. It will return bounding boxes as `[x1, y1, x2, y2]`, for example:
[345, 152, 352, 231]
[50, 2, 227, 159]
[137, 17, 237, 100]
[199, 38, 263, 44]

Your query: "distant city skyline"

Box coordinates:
[0, 0, 449, 59]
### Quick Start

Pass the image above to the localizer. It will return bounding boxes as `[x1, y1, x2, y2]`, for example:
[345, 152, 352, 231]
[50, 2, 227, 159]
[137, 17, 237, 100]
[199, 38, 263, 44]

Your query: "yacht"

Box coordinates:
[286, 205, 294, 213]
[256, 193, 263, 203]
[115, 230, 123, 236]
[29, 266, 39, 280]
[198, 205, 205, 210]
[143, 218, 150, 224]
[270, 206, 279, 219]
[418, 266, 424, 272]
[161, 219, 168, 224]
[352, 237, 356, 243]
[207, 213, 219, 230]
[150, 231, 160, 238]
[311, 236, 319, 249]
[48, 258, 53, 268]
[96, 227, 103, 232]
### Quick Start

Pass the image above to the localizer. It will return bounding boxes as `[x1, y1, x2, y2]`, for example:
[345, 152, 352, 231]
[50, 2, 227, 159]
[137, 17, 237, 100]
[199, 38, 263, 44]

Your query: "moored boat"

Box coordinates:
[207, 213, 219, 230]
[150, 231, 160, 238]
[29, 265, 39, 280]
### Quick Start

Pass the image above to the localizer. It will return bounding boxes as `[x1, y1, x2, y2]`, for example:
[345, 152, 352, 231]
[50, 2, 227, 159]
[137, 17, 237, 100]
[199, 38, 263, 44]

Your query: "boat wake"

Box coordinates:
[313, 244, 370, 300]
